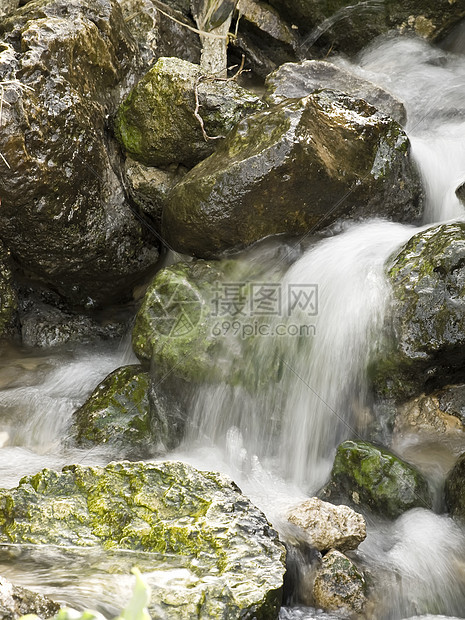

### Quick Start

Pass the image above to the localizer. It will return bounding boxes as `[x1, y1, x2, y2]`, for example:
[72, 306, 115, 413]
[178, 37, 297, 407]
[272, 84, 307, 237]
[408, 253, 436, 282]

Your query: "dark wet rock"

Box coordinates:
[115, 56, 264, 168]
[375, 222, 465, 401]
[312, 549, 367, 615]
[19, 302, 128, 348]
[267, 0, 465, 56]
[320, 440, 432, 519]
[265, 59, 406, 125]
[0, 574, 60, 620]
[230, 0, 300, 78]
[164, 90, 422, 257]
[71, 365, 154, 456]
[0, 0, 160, 307]
[117, 0, 201, 71]
[445, 452, 465, 520]
[0, 460, 286, 619]
[124, 158, 187, 232]
[0, 243, 18, 340]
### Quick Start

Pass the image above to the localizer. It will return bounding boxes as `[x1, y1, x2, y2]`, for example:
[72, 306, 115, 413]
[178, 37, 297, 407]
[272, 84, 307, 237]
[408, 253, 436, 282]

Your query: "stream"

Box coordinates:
[1, 31, 465, 620]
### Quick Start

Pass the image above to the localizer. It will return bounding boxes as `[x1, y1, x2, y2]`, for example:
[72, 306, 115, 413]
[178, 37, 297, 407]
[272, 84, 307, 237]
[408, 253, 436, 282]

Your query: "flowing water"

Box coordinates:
[1, 31, 465, 620]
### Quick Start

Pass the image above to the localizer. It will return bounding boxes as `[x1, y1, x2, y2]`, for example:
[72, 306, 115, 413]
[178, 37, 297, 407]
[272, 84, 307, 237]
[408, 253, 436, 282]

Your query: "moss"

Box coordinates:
[321, 440, 432, 519]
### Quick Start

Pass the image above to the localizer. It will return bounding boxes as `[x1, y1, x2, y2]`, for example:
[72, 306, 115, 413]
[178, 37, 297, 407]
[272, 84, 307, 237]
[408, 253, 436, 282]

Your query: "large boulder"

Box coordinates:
[0, 460, 286, 619]
[376, 223, 465, 401]
[0, 0, 160, 307]
[0, 575, 60, 620]
[312, 549, 367, 615]
[115, 56, 264, 168]
[445, 452, 465, 520]
[286, 497, 366, 552]
[264, 59, 406, 125]
[320, 440, 432, 519]
[267, 0, 465, 56]
[163, 90, 422, 257]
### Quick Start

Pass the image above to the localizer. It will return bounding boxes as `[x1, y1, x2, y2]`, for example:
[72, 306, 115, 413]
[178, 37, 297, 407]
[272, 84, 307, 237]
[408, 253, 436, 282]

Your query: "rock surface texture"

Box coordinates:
[164, 90, 422, 257]
[0, 460, 286, 619]
[0, 0, 159, 306]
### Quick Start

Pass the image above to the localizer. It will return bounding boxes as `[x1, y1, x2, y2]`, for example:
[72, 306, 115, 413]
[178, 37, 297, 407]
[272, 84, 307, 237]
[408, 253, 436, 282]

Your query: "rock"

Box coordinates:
[378, 222, 465, 400]
[0, 574, 60, 620]
[0, 0, 160, 307]
[264, 59, 406, 125]
[0, 242, 17, 340]
[287, 497, 366, 552]
[164, 90, 422, 257]
[124, 158, 187, 232]
[117, 0, 201, 71]
[71, 365, 156, 457]
[0, 0, 18, 19]
[230, 0, 299, 78]
[312, 549, 367, 615]
[0, 460, 286, 619]
[267, 0, 465, 56]
[19, 302, 128, 348]
[445, 452, 465, 520]
[320, 440, 432, 519]
[394, 391, 465, 438]
[115, 57, 264, 168]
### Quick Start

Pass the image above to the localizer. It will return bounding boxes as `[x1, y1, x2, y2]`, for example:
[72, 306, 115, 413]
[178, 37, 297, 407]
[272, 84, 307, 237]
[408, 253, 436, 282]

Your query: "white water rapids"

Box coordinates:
[1, 33, 465, 620]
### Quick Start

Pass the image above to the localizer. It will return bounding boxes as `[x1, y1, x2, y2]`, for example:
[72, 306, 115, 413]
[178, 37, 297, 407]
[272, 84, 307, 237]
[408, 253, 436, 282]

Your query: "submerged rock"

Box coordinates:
[445, 452, 465, 520]
[287, 497, 366, 552]
[312, 549, 367, 615]
[0, 0, 159, 307]
[0, 574, 60, 620]
[265, 59, 406, 125]
[376, 222, 465, 400]
[0, 460, 286, 619]
[164, 90, 422, 257]
[115, 56, 263, 168]
[71, 365, 154, 456]
[320, 440, 432, 519]
[267, 0, 465, 56]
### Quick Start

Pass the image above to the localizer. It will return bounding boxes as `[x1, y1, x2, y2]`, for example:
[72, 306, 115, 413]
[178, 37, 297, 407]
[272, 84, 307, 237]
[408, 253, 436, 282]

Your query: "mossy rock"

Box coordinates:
[71, 365, 157, 457]
[320, 440, 432, 519]
[0, 460, 286, 619]
[373, 222, 465, 401]
[115, 56, 263, 168]
[163, 90, 422, 257]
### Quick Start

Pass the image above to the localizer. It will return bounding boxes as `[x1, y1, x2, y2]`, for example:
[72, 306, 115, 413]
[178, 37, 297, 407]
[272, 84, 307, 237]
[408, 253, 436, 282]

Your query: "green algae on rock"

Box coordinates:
[115, 56, 263, 168]
[71, 365, 153, 456]
[320, 440, 432, 519]
[0, 460, 286, 619]
[163, 90, 422, 257]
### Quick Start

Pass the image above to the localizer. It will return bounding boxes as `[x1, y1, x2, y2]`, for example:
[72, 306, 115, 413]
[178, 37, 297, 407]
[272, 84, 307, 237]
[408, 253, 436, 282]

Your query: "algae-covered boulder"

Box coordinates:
[264, 59, 406, 125]
[320, 440, 432, 519]
[267, 0, 465, 55]
[163, 90, 422, 257]
[0, 0, 159, 307]
[312, 549, 367, 615]
[132, 261, 222, 381]
[0, 460, 286, 619]
[376, 223, 465, 400]
[287, 497, 366, 552]
[0, 575, 60, 620]
[445, 452, 465, 520]
[71, 365, 154, 456]
[115, 57, 263, 168]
